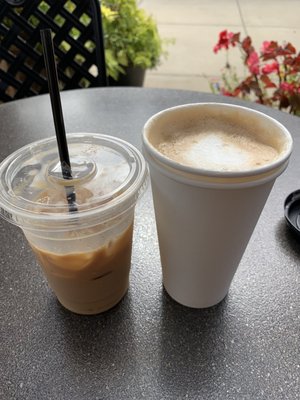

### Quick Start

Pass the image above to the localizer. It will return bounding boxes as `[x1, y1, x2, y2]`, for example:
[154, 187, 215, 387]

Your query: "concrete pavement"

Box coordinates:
[141, 0, 300, 93]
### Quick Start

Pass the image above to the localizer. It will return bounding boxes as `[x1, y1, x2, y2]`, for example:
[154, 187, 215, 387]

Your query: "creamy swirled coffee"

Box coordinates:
[153, 111, 282, 172]
[30, 223, 133, 315]
[0, 133, 148, 315]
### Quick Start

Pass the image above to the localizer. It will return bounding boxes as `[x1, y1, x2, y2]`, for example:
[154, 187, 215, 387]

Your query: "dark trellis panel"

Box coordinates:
[0, 0, 107, 102]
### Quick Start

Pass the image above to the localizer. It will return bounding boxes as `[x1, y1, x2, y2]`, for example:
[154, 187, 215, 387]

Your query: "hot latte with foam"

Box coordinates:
[153, 111, 281, 172]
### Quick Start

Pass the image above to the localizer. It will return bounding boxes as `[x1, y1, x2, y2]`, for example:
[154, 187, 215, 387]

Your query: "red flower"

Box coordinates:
[261, 41, 273, 54]
[213, 30, 234, 53]
[221, 88, 234, 96]
[262, 61, 279, 74]
[247, 51, 260, 75]
[212, 30, 300, 114]
[261, 41, 271, 51]
[280, 82, 295, 92]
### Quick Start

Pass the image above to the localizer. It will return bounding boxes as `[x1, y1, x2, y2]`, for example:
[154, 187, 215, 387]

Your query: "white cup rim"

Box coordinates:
[142, 102, 293, 180]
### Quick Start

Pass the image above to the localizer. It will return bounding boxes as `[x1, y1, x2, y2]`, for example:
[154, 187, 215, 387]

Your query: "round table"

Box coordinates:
[0, 88, 299, 400]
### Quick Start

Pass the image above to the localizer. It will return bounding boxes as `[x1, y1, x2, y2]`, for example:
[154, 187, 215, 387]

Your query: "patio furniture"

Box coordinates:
[0, 0, 107, 102]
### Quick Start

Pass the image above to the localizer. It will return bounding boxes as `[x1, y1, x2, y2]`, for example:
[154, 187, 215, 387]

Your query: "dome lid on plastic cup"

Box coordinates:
[0, 133, 148, 231]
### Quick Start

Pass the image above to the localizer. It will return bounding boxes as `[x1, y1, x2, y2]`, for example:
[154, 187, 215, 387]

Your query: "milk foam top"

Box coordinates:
[157, 121, 278, 172]
[144, 103, 293, 177]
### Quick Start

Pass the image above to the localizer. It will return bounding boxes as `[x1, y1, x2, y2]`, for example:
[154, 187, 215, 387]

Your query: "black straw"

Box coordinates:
[40, 29, 77, 212]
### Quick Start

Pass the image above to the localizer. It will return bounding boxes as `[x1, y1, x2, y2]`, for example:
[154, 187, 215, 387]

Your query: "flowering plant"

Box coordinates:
[212, 30, 300, 116]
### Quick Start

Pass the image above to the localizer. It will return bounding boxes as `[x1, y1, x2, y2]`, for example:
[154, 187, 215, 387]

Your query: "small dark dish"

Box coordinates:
[284, 189, 300, 236]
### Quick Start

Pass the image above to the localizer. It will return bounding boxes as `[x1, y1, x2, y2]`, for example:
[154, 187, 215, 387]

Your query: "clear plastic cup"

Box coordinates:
[0, 133, 148, 315]
[143, 103, 293, 308]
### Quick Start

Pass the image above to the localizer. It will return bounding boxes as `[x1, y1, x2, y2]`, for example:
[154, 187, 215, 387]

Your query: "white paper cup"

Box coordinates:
[142, 103, 293, 308]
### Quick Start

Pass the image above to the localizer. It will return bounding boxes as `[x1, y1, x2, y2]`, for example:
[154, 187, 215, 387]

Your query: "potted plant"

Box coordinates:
[211, 30, 300, 116]
[101, 0, 171, 86]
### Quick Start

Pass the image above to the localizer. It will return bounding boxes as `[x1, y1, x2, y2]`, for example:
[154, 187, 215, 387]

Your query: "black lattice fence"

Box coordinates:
[0, 0, 107, 102]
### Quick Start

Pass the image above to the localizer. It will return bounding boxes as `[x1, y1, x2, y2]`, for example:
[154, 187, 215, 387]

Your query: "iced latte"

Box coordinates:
[0, 133, 148, 314]
[30, 223, 133, 314]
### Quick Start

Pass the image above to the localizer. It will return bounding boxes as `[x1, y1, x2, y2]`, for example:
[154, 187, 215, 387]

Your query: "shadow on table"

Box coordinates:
[48, 289, 138, 383]
[157, 289, 229, 397]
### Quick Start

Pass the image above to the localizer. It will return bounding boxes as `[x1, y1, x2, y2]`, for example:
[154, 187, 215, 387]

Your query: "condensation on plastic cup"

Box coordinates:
[0, 133, 148, 315]
[142, 103, 293, 308]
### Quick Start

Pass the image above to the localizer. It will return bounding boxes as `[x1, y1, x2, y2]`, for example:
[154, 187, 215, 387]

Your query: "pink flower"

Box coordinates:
[262, 61, 279, 74]
[247, 51, 260, 75]
[261, 41, 272, 55]
[213, 30, 234, 53]
[280, 82, 295, 92]
[221, 88, 233, 96]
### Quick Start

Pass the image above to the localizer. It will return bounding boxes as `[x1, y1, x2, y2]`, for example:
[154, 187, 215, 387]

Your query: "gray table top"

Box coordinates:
[0, 87, 299, 400]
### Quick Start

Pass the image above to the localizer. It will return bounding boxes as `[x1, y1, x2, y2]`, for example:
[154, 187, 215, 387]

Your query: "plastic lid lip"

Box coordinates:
[142, 102, 293, 179]
[0, 133, 148, 229]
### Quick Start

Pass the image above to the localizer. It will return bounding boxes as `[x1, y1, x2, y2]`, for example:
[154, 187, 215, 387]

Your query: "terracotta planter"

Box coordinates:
[108, 66, 146, 87]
